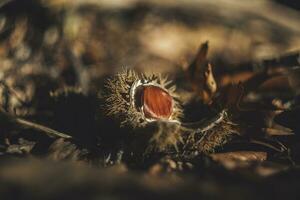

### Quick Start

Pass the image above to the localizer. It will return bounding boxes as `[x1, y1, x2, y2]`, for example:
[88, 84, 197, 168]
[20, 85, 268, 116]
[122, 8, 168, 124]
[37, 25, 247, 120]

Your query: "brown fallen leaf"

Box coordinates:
[210, 151, 267, 170]
[185, 41, 217, 104]
[218, 83, 244, 110]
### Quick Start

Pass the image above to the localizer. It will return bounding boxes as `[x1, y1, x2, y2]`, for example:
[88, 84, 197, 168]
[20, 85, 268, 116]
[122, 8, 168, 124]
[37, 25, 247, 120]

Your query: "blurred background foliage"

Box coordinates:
[1, 0, 300, 75]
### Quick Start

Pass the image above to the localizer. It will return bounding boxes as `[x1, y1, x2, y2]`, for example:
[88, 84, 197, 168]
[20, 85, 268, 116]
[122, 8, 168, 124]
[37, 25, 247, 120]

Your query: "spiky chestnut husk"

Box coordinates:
[139, 110, 238, 156]
[97, 68, 185, 154]
[146, 121, 183, 153]
[99, 69, 239, 155]
[183, 110, 239, 154]
[100, 68, 182, 128]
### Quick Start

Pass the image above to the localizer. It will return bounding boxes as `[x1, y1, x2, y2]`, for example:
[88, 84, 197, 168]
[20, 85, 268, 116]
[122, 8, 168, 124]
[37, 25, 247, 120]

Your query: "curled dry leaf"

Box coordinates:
[185, 41, 217, 104]
[202, 63, 217, 104]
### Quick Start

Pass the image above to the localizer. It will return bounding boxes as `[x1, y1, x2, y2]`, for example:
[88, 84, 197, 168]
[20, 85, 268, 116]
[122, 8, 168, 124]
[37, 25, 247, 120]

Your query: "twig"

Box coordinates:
[0, 81, 72, 139]
[15, 118, 72, 139]
[0, 108, 72, 139]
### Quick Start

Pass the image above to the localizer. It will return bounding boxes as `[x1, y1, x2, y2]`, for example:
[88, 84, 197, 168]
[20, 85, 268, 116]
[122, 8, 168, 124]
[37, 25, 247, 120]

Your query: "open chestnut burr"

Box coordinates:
[100, 68, 238, 154]
[102, 69, 182, 128]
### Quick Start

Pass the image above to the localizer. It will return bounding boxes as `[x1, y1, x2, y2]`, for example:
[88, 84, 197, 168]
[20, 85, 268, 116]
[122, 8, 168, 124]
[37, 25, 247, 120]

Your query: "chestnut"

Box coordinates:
[141, 85, 173, 120]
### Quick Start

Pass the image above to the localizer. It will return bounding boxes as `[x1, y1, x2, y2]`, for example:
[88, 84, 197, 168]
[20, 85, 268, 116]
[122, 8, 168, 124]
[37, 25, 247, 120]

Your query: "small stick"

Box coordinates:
[0, 82, 72, 139]
[0, 109, 72, 139]
[15, 118, 72, 139]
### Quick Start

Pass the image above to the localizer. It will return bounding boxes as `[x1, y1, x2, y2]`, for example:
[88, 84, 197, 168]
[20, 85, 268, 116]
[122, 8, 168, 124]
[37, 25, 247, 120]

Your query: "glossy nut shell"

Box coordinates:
[141, 85, 173, 120]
